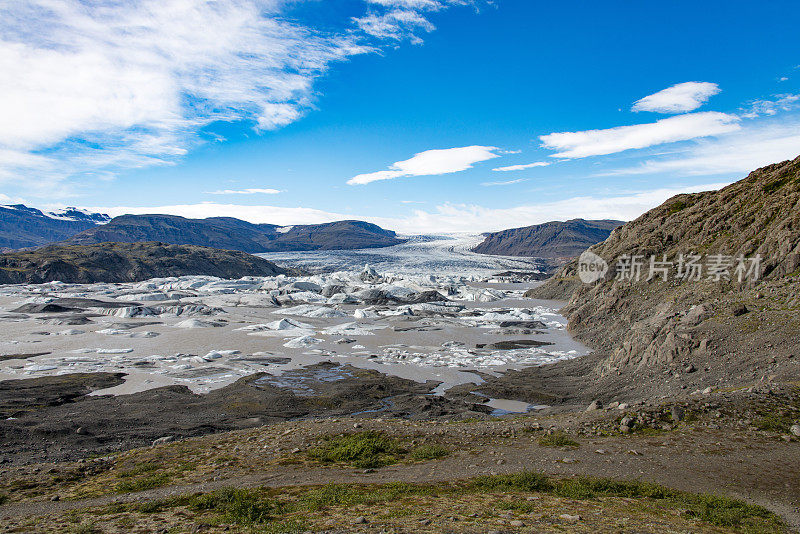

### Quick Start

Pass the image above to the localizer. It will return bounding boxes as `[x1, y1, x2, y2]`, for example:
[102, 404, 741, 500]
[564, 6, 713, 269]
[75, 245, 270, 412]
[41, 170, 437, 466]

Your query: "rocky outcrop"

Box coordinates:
[472, 219, 623, 259]
[0, 204, 110, 249]
[64, 215, 404, 252]
[520, 155, 800, 400]
[0, 242, 288, 284]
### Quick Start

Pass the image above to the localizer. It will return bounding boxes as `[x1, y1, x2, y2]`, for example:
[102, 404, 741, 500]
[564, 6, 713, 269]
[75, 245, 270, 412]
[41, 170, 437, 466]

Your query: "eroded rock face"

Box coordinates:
[527, 155, 800, 388]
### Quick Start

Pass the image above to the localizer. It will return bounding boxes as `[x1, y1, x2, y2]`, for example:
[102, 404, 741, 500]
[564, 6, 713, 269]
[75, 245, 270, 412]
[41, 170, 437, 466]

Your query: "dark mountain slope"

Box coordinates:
[65, 214, 275, 252]
[487, 155, 800, 404]
[472, 219, 623, 259]
[0, 242, 287, 284]
[0, 205, 109, 249]
[64, 215, 404, 252]
[264, 220, 402, 251]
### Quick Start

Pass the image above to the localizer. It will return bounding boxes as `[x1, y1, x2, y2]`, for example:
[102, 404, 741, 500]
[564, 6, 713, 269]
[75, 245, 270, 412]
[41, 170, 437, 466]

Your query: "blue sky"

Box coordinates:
[1, 0, 799, 233]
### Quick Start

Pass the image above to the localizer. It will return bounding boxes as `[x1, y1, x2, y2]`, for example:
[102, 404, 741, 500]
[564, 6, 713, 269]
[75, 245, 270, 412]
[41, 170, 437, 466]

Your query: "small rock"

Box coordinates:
[353, 422, 362, 429]
[509, 520, 524, 527]
[620, 415, 635, 427]
[702, 387, 714, 395]
[353, 516, 368, 524]
[670, 406, 685, 421]
[50, 495, 60, 501]
[684, 364, 696, 373]
[586, 400, 602, 411]
[790, 424, 800, 437]
[560, 514, 581, 522]
[730, 303, 749, 316]
[75, 427, 88, 435]
[618, 403, 629, 410]
[152, 436, 174, 447]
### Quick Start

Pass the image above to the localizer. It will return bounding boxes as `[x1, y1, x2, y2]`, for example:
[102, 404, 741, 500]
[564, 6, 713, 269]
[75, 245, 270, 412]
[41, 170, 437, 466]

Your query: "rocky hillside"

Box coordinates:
[472, 219, 622, 259]
[517, 155, 800, 402]
[0, 242, 287, 284]
[0, 205, 110, 249]
[64, 215, 404, 252]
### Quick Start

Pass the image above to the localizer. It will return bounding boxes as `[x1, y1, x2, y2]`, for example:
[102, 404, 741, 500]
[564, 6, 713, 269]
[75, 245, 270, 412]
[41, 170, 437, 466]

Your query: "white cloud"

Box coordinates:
[206, 188, 282, 195]
[92, 181, 729, 234]
[600, 119, 800, 177]
[492, 162, 549, 172]
[354, 9, 435, 41]
[348, 145, 500, 185]
[740, 94, 800, 118]
[383, 183, 731, 233]
[0, 192, 23, 204]
[0, 0, 473, 191]
[540, 112, 741, 159]
[366, 0, 444, 8]
[632, 82, 720, 113]
[480, 178, 527, 186]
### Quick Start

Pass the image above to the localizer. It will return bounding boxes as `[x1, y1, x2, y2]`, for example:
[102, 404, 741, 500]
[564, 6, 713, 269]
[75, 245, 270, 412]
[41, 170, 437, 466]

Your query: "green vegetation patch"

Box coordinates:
[188, 487, 285, 526]
[762, 174, 795, 194]
[667, 199, 689, 214]
[469, 473, 781, 530]
[307, 431, 404, 468]
[115, 471, 171, 493]
[754, 414, 793, 433]
[409, 443, 450, 461]
[537, 431, 580, 447]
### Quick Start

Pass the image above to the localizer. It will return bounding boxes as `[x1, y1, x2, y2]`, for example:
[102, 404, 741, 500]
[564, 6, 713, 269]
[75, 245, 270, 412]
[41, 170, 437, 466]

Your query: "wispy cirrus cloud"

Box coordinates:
[491, 162, 549, 172]
[347, 145, 501, 185]
[206, 188, 282, 195]
[540, 112, 741, 159]
[632, 82, 720, 113]
[480, 178, 527, 186]
[598, 118, 800, 177]
[740, 93, 800, 118]
[0, 0, 478, 193]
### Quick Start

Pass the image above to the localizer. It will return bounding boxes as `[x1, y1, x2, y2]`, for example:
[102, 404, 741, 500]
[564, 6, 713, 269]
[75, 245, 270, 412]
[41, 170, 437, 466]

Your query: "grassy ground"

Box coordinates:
[6, 472, 785, 533]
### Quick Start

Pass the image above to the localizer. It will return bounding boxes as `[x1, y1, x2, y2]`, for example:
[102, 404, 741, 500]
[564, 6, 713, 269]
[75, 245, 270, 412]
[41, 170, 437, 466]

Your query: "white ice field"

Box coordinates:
[0, 234, 589, 398]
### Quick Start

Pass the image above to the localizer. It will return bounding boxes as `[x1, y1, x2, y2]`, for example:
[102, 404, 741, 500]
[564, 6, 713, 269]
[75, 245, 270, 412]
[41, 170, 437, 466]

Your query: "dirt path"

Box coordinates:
[3, 427, 798, 531]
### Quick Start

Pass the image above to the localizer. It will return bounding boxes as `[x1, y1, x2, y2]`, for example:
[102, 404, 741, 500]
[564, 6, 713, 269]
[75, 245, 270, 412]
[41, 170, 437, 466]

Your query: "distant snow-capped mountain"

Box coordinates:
[0, 204, 110, 250]
[46, 207, 111, 224]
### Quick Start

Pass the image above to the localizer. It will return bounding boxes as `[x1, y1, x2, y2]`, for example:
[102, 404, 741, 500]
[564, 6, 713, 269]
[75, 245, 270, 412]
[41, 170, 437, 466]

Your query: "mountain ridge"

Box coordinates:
[0, 206, 406, 253]
[0, 204, 110, 250]
[64, 214, 405, 252]
[472, 218, 623, 259]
